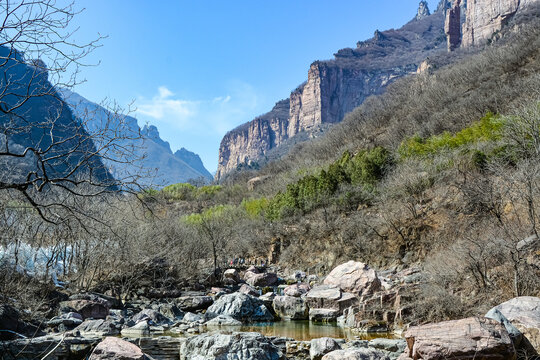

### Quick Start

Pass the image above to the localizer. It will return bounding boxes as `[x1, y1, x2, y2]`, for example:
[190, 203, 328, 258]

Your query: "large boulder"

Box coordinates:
[310, 337, 341, 360]
[488, 296, 540, 352]
[176, 295, 213, 312]
[246, 272, 278, 287]
[206, 292, 274, 322]
[152, 303, 184, 320]
[305, 285, 358, 313]
[398, 317, 516, 360]
[322, 348, 390, 360]
[323, 261, 380, 296]
[179, 332, 285, 360]
[89, 337, 146, 360]
[273, 296, 309, 320]
[60, 294, 110, 320]
[131, 309, 170, 325]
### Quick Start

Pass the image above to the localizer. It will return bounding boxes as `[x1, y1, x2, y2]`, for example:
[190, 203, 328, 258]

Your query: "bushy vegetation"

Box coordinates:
[397, 112, 503, 158]
[266, 147, 391, 220]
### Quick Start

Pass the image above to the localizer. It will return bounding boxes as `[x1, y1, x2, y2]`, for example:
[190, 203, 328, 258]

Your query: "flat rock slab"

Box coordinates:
[305, 285, 358, 313]
[399, 317, 516, 360]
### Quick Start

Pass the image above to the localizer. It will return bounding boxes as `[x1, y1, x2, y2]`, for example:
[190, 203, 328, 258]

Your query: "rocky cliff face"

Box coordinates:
[216, 4, 447, 180]
[461, 0, 540, 47]
[216, 100, 290, 179]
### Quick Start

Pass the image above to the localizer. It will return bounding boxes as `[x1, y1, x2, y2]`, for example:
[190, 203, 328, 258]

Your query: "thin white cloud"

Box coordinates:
[134, 81, 261, 171]
[136, 86, 196, 124]
[135, 82, 258, 135]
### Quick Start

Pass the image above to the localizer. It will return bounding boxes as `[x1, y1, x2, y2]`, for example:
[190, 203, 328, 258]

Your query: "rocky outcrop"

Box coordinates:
[462, 0, 540, 47]
[398, 317, 516, 360]
[416, 1, 431, 20]
[445, 0, 462, 51]
[216, 99, 290, 179]
[216, 9, 447, 180]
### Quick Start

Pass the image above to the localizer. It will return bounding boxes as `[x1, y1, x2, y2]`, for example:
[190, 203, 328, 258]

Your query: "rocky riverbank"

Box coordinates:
[2, 260, 539, 359]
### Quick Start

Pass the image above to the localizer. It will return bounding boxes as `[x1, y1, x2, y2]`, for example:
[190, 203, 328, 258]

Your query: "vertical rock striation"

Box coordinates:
[462, 0, 540, 47]
[445, 0, 462, 51]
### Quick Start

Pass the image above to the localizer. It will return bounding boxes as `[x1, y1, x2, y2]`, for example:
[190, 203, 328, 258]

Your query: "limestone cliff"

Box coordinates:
[216, 100, 290, 179]
[216, 3, 447, 180]
[462, 0, 540, 47]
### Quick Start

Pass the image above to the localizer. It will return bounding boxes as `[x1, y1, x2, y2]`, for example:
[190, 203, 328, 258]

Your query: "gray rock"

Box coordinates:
[59, 295, 110, 320]
[179, 332, 285, 360]
[46, 312, 83, 328]
[224, 269, 240, 284]
[273, 296, 309, 320]
[176, 295, 213, 312]
[183, 312, 204, 323]
[310, 309, 340, 323]
[153, 303, 184, 320]
[322, 348, 390, 360]
[310, 337, 341, 360]
[367, 338, 406, 358]
[206, 292, 274, 322]
[205, 315, 243, 326]
[121, 320, 150, 337]
[132, 309, 171, 325]
[485, 308, 522, 339]
[74, 319, 120, 336]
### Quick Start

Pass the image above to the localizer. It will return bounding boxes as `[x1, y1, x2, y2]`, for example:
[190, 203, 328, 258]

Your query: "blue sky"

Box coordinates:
[71, 0, 441, 173]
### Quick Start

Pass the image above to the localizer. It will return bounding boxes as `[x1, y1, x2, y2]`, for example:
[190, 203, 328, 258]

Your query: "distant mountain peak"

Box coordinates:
[416, 1, 431, 20]
[61, 91, 213, 186]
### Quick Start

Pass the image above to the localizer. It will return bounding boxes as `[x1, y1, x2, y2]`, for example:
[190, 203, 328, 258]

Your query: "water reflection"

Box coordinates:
[218, 321, 394, 341]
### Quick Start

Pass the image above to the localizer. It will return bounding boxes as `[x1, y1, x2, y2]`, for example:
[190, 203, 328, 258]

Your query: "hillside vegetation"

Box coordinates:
[3, 7, 540, 329]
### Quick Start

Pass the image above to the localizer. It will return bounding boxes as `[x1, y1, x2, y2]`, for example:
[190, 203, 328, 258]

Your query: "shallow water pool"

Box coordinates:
[216, 321, 395, 341]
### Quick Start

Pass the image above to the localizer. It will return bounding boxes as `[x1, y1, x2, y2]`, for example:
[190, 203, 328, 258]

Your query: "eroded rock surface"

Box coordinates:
[398, 317, 516, 360]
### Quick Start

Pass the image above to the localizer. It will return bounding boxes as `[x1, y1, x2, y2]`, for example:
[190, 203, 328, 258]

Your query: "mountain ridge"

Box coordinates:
[60, 89, 213, 187]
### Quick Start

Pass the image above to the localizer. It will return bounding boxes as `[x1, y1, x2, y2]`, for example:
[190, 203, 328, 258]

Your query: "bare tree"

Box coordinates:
[0, 1, 146, 224]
